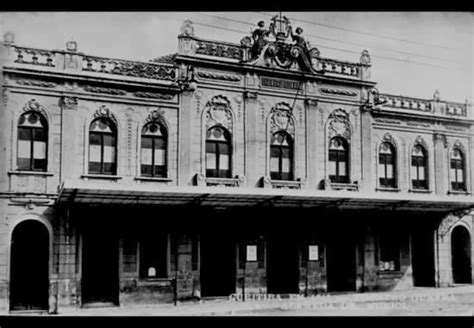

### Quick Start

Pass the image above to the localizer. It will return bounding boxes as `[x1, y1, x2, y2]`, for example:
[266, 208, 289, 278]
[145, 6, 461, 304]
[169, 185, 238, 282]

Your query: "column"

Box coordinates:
[433, 133, 448, 195]
[60, 96, 78, 182]
[305, 99, 319, 190]
[360, 105, 374, 192]
[178, 90, 194, 186]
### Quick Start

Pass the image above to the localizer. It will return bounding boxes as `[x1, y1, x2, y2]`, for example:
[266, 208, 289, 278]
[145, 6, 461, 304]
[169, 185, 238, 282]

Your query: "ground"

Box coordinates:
[17, 285, 471, 316]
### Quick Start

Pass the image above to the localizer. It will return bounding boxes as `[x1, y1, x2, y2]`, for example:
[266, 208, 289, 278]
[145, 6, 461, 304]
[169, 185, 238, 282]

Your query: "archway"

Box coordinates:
[10, 220, 50, 311]
[451, 225, 472, 284]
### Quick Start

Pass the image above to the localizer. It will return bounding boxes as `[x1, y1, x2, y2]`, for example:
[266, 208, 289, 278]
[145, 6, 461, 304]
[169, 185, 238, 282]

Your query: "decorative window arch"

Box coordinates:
[328, 136, 349, 183]
[202, 95, 235, 178]
[267, 102, 296, 181]
[88, 107, 117, 175]
[326, 108, 351, 183]
[205, 126, 232, 178]
[411, 139, 428, 190]
[450, 145, 466, 191]
[378, 136, 397, 188]
[17, 110, 48, 172]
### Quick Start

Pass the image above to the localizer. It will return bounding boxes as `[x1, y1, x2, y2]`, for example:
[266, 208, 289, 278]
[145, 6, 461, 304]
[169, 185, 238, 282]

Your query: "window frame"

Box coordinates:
[140, 122, 168, 178]
[205, 126, 232, 179]
[269, 131, 294, 181]
[328, 136, 349, 184]
[450, 148, 466, 191]
[88, 117, 118, 175]
[378, 142, 397, 188]
[16, 111, 48, 172]
[410, 144, 428, 190]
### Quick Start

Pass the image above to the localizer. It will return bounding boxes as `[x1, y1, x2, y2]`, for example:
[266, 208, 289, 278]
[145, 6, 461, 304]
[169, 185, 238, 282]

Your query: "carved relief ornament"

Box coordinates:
[23, 99, 48, 117]
[269, 102, 295, 136]
[204, 95, 233, 131]
[327, 108, 350, 140]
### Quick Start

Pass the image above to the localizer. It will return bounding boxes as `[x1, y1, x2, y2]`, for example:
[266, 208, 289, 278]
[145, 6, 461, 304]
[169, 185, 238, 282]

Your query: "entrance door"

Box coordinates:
[81, 226, 119, 305]
[267, 233, 299, 294]
[200, 233, 236, 297]
[10, 220, 49, 311]
[411, 228, 435, 287]
[451, 225, 472, 284]
[326, 232, 356, 292]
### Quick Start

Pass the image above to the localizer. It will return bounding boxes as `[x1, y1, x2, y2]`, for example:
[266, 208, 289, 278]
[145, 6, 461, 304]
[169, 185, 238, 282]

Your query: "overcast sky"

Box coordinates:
[0, 12, 472, 103]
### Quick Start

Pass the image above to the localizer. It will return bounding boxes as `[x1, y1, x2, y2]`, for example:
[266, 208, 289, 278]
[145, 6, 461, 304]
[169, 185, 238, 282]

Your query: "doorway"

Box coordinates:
[200, 233, 236, 297]
[81, 225, 119, 306]
[266, 232, 299, 294]
[326, 231, 356, 292]
[451, 225, 472, 284]
[411, 228, 435, 287]
[10, 220, 50, 311]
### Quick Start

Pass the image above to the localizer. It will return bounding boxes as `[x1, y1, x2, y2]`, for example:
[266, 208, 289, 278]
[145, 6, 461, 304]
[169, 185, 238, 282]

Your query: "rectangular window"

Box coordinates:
[122, 234, 138, 273]
[379, 231, 400, 271]
[140, 232, 168, 279]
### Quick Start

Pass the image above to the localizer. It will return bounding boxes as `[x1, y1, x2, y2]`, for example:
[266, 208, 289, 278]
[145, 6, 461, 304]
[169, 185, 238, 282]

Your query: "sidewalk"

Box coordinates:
[49, 285, 474, 316]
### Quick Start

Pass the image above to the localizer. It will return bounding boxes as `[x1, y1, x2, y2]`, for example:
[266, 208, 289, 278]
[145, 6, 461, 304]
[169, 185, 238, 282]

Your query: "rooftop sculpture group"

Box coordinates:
[240, 15, 321, 73]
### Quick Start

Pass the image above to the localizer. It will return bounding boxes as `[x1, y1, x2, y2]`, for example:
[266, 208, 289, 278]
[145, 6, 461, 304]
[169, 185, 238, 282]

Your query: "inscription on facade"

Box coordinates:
[374, 118, 402, 125]
[261, 77, 300, 90]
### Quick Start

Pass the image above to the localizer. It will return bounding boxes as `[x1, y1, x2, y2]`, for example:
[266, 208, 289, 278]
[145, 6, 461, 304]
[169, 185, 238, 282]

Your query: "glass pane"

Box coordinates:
[270, 146, 280, 158]
[89, 161, 101, 174]
[282, 157, 290, 173]
[33, 141, 46, 159]
[89, 133, 101, 146]
[378, 163, 386, 180]
[339, 162, 346, 176]
[141, 137, 153, 149]
[218, 142, 229, 155]
[386, 164, 393, 179]
[418, 168, 425, 180]
[154, 149, 166, 166]
[450, 168, 456, 182]
[206, 141, 216, 154]
[328, 160, 337, 175]
[89, 144, 102, 162]
[154, 137, 166, 150]
[18, 140, 31, 158]
[457, 170, 464, 182]
[270, 156, 279, 172]
[141, 164, 153, 176]
[33, 128, 46, 141]
[206, 152, 216, 170]
[33, 158, 46, 171]
[103, 145, 115, 163]
[329, 150, 338, 162]
[141, 147, 153, 165]
[103, 162, 115, 174]
[17, 158, 30, 170]
[18, 128, 31, 141]
[219, 154, 229, 170]
[154, 165, 166, 177]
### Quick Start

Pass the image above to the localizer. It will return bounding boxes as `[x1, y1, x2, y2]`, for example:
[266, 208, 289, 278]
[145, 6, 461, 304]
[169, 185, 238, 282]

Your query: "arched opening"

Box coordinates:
[10, 220, 49, 311]
[451, 225, 472, 284]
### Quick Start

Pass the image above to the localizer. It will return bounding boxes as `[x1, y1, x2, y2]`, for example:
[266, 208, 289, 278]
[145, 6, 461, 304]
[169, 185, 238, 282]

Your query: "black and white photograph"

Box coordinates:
[0, 11, 473, 319]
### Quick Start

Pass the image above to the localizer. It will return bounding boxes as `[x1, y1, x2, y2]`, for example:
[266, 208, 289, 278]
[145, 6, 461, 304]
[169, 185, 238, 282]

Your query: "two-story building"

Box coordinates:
[0, 16, 473, 314]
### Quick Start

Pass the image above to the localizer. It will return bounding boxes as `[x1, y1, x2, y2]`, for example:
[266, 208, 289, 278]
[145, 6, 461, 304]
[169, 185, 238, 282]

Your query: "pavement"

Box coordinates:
[11, 285, 474, 316]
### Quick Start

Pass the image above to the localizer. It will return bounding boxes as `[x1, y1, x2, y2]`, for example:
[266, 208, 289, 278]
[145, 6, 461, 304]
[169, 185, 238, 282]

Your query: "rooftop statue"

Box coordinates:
[241, 16, 321, 74]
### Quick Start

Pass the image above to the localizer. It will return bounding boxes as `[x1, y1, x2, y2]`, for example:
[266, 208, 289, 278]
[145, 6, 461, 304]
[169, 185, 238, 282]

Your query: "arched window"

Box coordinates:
[206, 126, 231, 178]
[270, 131, 293, 181]
[141, 122, 168, 178]
[88, 117, 117, 175]
[328, 137, 349, 183]
[450, 148, 466, 191]
[411, 144, 428, 189]
[378, 142, 396, 188]
[17, 112, 48, 171]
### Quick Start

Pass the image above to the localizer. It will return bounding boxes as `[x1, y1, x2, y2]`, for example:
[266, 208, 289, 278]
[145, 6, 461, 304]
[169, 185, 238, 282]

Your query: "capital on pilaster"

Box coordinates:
[61, 96, 78, 110]
[244, 91, 258, 101]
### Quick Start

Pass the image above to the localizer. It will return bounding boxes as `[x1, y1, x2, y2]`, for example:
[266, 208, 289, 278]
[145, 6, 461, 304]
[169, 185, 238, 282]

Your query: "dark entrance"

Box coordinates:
[411, 227, 435, 287]
[267, 232, 299, 294]
[81, 224, 119, 305]
[326, 231, 356, 292]
[200, 233, 236, 297]
[451, 225, 472, 284]
[10, 220, 49, 311]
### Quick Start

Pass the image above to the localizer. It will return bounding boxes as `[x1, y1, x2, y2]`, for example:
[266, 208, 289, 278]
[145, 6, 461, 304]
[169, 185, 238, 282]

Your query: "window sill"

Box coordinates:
[376, 187, 401, 192]
[81, 174, 122, 180]
[135, 177, 173, 183]
[263, 177, 305, 189]
[8, 170, 54, 177]
[448, 190, 470, 195]
[408, 189, 431, 194]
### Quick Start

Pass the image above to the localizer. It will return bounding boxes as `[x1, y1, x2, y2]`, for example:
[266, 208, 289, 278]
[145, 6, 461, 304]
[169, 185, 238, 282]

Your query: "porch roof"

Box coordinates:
[56, 180, 474, 214]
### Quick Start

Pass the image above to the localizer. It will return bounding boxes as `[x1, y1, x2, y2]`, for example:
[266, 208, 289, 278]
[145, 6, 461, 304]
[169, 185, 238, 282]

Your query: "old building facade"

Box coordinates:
[0, 16, 473, 313]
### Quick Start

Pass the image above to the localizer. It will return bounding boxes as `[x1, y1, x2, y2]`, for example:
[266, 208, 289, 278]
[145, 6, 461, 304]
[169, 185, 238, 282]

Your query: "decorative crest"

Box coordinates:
[360, 49, 371, 65]
[181, 20, 195, 37]
[66, 39, 78, 52]
[269, 14, 291, 42]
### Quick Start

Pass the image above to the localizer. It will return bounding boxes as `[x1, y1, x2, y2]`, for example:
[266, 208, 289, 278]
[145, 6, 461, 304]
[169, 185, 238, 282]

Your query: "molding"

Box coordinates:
[16, 79, 56, 88]
[8, 170, 54, 177]
[80, 174, 122, 180]
[196, 70, 241, 82]
[319, 87, 357, 97]
[84, 86, 126, 96]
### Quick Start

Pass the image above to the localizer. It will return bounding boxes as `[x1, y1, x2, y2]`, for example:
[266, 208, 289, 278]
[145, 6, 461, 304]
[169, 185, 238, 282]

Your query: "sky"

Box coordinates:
[0, 12, 472, 103]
